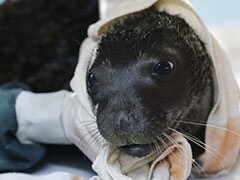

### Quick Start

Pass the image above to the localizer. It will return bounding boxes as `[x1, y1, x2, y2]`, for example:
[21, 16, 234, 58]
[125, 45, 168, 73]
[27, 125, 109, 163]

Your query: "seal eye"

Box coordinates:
[87, 72, 98, 94]
[153, 61, 174, 75]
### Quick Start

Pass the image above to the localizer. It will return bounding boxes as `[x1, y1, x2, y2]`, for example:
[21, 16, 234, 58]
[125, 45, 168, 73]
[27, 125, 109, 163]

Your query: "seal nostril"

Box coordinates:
[115, 111, 129, 131]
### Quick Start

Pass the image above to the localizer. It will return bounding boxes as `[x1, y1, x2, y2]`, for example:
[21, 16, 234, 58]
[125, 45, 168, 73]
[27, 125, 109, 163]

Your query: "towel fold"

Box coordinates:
[91, 133, 192, 180]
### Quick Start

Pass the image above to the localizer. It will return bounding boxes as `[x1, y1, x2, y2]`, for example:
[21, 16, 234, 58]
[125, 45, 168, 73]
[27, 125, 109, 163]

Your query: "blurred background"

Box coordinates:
[1, 0, 239, 25]
[0, 0, 239, 79]
[191, 0, 240, 83]
[191, 0, 240, 25]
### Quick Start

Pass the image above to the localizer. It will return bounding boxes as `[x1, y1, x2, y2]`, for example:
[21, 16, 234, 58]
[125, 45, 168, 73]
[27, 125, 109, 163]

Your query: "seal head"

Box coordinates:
[87, 10, 214, 158]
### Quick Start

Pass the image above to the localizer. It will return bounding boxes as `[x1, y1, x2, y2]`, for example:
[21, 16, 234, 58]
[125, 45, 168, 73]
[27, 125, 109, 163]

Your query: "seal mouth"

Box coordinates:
[119, 143, 155, 157]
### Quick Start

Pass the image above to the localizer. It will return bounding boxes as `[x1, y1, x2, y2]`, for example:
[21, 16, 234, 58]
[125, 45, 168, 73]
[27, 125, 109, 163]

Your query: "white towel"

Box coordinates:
[90, 133, 192, 180]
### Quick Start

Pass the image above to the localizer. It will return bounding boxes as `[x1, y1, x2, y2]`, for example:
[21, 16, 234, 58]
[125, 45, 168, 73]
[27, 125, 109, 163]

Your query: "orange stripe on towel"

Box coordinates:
[166, 148, 185, 180]
[201, 117, 240, 174]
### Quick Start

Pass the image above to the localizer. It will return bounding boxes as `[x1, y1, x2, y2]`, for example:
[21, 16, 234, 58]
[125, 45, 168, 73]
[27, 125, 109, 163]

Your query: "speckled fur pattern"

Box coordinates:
[0, 0, 98, 92]
[90, 10, 214, 158]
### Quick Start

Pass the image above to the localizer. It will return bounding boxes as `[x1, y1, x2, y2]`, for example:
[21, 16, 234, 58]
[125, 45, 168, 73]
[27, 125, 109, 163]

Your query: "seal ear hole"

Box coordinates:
[152, 61, 174, 76]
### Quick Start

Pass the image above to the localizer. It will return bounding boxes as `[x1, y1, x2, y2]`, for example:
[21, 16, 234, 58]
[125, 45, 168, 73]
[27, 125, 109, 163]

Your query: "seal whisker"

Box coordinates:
[102, 38, 111, 66]
[153, 139, 169, 171]
[80, 120, 97, 123]
[191, 159, 207, 176]
[175, 128, 226, 161]
[171, 119, 240, 137]
[168, 128, 225, 174]
[72, 37, 82, 46]
[165, 130, 208, 176]
[170, 127, 225, 160]
[162, 132, 206, 176]
[156, 136, 174, 170]
[153, 140, 161, 156]
[97, 41, 110, 65]
[162, 132, 185, 166]
[91, 133, 107, 148]
[81, 129, 99, 151]
[80, 128, 99, 143]
[82, 129, 106, 152]
[161, 136, 186, 171]
[77, 122, 97, 130]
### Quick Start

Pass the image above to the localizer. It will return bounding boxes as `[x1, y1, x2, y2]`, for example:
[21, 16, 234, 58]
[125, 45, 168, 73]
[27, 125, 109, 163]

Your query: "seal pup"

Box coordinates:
[87, 9, 214, 158]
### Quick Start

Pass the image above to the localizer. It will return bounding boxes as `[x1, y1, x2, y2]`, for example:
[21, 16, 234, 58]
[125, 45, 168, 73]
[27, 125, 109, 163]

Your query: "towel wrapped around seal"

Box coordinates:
[90, 133, 192, 180]
[70, 0, 240, 178]
[1, 0, 240, 179]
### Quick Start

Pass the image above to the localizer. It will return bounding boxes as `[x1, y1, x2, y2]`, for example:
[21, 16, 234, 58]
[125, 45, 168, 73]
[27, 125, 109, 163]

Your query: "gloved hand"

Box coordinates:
[0, 83, 45, 172]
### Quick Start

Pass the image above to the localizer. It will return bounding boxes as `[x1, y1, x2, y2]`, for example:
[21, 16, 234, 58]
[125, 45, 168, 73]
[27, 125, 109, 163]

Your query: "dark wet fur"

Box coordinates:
[89, 10, 214, 158]
[0, 0, 98, 92]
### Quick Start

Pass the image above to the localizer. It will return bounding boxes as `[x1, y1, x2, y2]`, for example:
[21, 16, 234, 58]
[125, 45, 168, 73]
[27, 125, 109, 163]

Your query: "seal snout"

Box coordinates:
[119, 143, 154, 157]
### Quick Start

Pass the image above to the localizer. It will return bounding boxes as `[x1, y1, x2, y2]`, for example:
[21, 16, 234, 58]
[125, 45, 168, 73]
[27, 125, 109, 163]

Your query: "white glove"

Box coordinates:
[15, 90, 102, 162]
[16, 90, 72, 145]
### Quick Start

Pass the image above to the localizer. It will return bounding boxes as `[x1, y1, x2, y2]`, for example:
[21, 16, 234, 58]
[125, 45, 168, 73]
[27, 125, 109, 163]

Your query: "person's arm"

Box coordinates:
[0, 82, 73, 172]
[0, 83, 45, 172]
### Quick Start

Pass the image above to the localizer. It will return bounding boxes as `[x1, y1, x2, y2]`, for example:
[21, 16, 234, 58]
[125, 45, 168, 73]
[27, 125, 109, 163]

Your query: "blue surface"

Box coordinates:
[190, 0, 240, 25]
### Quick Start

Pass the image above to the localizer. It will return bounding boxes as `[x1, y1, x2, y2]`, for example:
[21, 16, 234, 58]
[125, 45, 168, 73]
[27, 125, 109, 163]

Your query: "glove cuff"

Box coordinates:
[15, 90, 72, 144]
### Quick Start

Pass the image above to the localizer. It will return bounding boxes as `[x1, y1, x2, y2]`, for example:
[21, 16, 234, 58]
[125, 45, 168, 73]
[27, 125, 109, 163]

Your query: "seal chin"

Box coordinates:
[119, 143, 154, 157]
